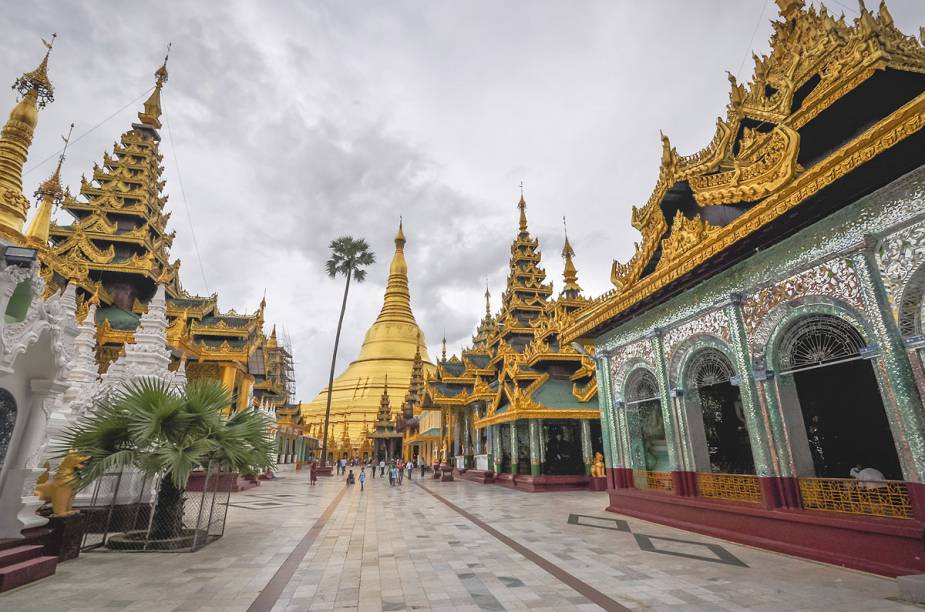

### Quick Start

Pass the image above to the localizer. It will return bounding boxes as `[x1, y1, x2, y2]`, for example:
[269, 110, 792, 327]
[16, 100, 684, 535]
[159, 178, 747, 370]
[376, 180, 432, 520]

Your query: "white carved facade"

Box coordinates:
[0, 250, 74, 539]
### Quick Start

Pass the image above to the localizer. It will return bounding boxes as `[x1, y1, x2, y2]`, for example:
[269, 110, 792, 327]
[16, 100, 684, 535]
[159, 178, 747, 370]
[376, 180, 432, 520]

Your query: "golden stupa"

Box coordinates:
[300, 221, 434, 454]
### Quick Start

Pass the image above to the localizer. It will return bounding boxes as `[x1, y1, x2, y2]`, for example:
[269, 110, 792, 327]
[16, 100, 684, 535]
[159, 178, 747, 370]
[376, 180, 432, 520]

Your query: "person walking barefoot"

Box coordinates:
[359, 469, 366, 491]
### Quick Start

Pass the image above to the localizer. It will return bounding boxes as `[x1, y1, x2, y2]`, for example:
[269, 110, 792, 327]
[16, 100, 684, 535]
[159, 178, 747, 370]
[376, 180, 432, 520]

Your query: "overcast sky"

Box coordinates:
[3, 1, 924, 400]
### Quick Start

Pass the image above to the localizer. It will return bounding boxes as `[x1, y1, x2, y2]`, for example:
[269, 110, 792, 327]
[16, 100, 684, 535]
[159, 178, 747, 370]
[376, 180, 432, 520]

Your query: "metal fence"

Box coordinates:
[80, 465, 232, 552]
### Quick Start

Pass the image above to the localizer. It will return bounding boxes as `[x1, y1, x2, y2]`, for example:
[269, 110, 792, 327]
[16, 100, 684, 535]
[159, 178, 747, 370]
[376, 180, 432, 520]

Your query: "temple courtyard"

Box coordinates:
[0, 472, 917, 612]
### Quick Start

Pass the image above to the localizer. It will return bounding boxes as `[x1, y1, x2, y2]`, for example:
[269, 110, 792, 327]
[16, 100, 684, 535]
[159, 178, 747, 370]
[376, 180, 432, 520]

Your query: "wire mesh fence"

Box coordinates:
[79, 465, 231, 552]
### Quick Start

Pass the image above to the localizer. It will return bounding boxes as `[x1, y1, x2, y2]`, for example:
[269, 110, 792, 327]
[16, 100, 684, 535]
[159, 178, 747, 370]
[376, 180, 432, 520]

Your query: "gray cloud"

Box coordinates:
[3, 0, 924, 398]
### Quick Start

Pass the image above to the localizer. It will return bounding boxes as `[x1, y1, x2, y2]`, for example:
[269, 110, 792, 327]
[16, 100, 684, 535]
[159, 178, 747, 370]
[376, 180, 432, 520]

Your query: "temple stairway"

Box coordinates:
[0, 527, 58, 592]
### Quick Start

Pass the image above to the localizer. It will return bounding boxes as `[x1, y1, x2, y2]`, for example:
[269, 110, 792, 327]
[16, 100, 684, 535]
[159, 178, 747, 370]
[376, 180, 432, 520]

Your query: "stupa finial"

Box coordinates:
[27, 122, 74, 244]
[137, 43, 171, 129]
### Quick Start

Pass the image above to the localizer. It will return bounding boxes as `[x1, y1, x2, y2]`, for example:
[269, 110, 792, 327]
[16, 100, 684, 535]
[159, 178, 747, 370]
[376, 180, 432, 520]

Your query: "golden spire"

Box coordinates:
[267, 324, 278, 348]
[484, 282, 491, 318]
[561, 217, 582, 299]
[377, 373, 392, 423]
[517, 184, 528, 234]
[137, 44, 170, 130]
[441, 336, 447, 363]
[27, 122, 73, 245]
[0, 35, 56, 238]
[374, 218, 416, 324]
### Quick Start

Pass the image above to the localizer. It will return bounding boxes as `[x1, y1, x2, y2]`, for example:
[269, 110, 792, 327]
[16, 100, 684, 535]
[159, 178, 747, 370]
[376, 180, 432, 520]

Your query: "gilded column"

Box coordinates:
[528, 419, 540, 476]
[463, 408, 472, 460]
[509, 421, 518, 475]
[722, 296, 775, 477]
[648, 330, 681, 471]
[580, 419, 593, 476]
[491, 425, 501, 473]
[852, 244, 925, 482]
[596, 353, 621, 472]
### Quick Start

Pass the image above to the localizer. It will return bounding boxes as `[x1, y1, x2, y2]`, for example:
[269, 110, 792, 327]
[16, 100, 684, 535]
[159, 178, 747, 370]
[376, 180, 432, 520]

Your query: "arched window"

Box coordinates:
[778, 315, 865, 373]
[775, 314, 901, 480]
[624, 369, 667, 472]
[686, 348, 736, 389]
[624, 369, 659, 404]
[684, 349, 754, 474]
[0, 388, 17, 469]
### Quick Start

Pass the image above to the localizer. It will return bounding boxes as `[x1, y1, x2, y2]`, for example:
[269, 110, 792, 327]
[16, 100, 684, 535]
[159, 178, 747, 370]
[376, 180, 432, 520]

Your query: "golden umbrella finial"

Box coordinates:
[14, 33, 56, 107]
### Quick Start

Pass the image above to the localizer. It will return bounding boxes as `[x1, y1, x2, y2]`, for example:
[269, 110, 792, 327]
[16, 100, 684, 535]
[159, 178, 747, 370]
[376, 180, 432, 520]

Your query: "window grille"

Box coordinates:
[778, 315, 865, 372]
[624, 369, 659, 404]
[686, 348, 735, 389]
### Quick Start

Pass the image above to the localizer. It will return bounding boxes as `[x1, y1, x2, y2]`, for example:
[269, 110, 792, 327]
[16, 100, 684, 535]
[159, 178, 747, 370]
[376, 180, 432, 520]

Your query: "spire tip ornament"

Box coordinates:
[13, 33, 56, 108]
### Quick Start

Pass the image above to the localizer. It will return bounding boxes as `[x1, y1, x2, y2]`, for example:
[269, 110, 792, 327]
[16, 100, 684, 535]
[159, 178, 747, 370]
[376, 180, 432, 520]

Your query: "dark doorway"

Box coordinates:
[542, 420, 583, 475]
[698, 382, 754, 474]
[687, 348, 754, 474]
[779, 314, 902, 480]
[590, 420, 604, 457]
[794, 359, 902, 480]
[499, 423, 512, 472]
[2, 389, 21, 467]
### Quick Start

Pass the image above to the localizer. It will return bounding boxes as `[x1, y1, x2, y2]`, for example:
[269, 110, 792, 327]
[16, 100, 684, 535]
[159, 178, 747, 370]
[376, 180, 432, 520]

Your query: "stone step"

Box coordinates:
[0, 544, 44, 567]
[0, 527, 51, 552]
[0, 555, 57, 592]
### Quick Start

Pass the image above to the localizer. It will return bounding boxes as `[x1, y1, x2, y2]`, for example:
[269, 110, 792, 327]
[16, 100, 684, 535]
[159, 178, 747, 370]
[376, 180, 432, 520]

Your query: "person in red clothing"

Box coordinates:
[309, 461, 318, 486]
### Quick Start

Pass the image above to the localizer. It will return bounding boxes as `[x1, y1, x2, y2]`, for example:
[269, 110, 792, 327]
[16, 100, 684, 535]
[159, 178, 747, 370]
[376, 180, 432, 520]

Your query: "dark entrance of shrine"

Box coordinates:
[499, 423, 512, 472]
[0, 388, 15, 471]
[687, 348, 754, 474]
[779, 315, 902, 480]
[542, 420, 583, 475]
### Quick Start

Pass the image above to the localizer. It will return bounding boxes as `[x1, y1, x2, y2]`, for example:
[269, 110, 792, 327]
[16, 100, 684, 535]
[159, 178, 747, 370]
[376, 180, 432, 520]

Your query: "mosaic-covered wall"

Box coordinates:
[593, 166, 925, 484]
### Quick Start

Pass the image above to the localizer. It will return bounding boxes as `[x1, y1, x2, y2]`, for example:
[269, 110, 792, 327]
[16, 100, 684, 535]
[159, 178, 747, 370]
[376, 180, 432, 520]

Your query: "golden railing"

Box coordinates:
[632, 469, 673, 492]
[696, 473, 762, 504]
[798, 477, 912, 519]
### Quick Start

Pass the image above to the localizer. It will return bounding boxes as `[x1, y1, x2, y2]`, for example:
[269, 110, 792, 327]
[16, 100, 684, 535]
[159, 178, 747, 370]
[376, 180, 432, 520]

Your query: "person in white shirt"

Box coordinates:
[379, 459, 385, 477]
[406, 460, 413, 480]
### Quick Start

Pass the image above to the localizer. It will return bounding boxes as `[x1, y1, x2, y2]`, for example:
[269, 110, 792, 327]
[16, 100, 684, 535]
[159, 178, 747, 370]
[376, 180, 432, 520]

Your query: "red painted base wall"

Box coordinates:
[606, 487, 925, 577]
[494, 473, 590, 492]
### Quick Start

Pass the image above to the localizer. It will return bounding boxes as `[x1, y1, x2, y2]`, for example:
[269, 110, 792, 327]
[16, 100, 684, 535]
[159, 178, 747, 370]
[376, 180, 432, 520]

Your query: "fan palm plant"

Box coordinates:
[57, 378, 274, 540]
[322, 236, 375, 468]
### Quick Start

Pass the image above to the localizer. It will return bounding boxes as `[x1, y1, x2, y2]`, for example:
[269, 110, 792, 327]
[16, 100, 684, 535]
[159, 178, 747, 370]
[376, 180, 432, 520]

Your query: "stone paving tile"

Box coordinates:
[0, 470, 921, 611]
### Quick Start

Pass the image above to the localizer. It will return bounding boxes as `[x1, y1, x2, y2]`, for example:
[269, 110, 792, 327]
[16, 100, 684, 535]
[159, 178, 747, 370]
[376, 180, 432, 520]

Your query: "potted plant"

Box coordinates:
[57, 378, 274, 549]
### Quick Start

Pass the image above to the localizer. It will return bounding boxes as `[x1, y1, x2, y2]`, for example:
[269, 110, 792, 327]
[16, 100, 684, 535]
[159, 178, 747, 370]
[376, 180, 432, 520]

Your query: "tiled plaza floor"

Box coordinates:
[0, 469, 919, 611]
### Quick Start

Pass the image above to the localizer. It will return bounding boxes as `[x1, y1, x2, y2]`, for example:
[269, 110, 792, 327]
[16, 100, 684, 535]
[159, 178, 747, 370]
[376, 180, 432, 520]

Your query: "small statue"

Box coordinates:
[850, 465, 887, 490]
[591, 452, 606, 478]
[35, 452, 87, 517]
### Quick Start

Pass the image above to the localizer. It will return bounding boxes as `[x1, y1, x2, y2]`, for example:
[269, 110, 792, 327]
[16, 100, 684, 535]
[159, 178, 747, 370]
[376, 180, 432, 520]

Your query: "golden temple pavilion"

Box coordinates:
[420, 195, 603, 490]
[0, 44, 296, 421]
[299, 222, 435, 461]
[563, 0, 925, 576]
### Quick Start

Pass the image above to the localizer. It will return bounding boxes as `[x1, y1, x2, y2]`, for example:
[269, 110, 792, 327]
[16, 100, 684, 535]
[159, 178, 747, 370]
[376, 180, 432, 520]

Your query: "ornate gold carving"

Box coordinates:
[690, 125, 801, 205]
[656, 212, 722, 272]
[567, 91, 925, 343]
[595, 0, 925, 319]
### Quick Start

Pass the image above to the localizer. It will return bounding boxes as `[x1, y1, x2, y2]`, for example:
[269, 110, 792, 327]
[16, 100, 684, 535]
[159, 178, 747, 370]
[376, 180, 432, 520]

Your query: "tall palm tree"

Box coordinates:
[57, 378, 274, 540]
[321, 236, 375, 468]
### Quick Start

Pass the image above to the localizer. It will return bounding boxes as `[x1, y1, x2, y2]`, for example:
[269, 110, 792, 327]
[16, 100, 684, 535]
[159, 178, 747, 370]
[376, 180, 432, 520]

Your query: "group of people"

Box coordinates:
[307, 456, 430, 491]
[344, 457, 425, 491]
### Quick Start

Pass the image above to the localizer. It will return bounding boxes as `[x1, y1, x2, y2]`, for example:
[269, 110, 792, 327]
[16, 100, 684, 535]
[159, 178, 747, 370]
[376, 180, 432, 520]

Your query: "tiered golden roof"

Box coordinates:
[0, 44, 294, 414]
[565, 0, 925, 342]
[422, 195, 598, 431]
